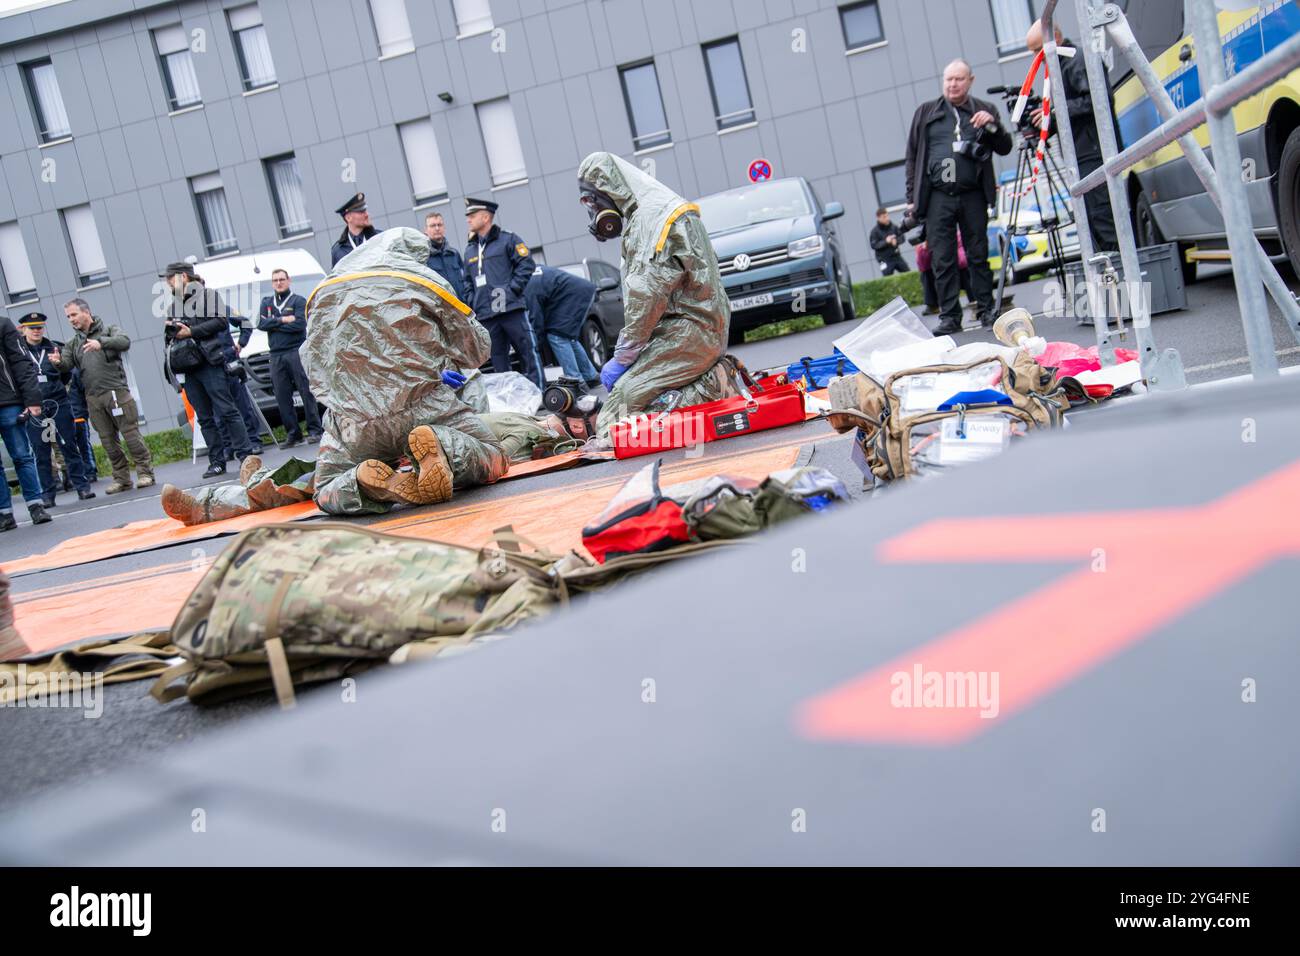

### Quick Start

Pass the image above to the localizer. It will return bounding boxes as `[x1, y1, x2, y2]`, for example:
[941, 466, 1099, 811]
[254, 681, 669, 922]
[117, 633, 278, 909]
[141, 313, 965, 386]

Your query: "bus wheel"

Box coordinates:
[1277, 126, 1300, 278]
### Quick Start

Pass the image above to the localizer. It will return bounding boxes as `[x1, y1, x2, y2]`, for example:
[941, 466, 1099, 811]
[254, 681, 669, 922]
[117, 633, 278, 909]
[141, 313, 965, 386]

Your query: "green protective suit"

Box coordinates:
[303, 228, 510, 515]
[576, 152, 733, 437]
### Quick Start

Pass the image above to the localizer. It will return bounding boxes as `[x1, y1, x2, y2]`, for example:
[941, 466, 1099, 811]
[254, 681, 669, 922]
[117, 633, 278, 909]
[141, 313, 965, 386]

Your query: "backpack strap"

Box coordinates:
[263, 573, 299, 711]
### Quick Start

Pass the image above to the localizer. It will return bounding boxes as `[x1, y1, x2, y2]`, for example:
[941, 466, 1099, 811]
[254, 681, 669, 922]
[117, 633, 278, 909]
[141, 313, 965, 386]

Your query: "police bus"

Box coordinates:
[1115, 0, 1300, 282]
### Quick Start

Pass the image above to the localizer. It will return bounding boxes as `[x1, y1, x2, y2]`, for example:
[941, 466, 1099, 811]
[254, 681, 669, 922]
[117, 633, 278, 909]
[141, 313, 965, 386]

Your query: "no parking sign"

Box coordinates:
[748, 158, 772, 182]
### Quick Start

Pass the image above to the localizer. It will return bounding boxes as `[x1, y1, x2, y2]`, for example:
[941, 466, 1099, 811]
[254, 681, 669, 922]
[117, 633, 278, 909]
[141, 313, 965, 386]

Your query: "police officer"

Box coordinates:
[257, 267, 322, 448]
[463, 197, 542, 387]
[424, 211, 470, 303]
[15, 313, 95, 507]
[68, 368, 97, 482]
[330, 192, 380, 267]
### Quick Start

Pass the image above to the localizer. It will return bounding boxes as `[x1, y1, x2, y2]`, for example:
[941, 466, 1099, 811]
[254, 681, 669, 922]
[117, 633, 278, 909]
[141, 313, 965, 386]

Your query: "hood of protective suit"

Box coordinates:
[303, 227, 491, 422]
[577, 152, 730, 401]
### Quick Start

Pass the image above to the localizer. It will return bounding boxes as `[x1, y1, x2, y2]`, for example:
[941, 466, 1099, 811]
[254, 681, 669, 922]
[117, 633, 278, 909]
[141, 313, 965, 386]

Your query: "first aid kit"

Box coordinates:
[609, 368, 805, 460]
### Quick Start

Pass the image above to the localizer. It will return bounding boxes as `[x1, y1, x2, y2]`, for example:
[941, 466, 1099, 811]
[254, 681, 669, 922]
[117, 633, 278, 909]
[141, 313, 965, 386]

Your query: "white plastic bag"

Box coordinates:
[481, 371, 543, 415]
[833, 296, 933, 373]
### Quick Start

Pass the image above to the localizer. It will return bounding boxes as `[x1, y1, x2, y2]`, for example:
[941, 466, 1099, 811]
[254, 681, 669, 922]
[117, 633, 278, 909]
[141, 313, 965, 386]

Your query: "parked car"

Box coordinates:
[694, 177, 855, 344]
[555, 258, 625, 367]
[189, 248, 327, 429]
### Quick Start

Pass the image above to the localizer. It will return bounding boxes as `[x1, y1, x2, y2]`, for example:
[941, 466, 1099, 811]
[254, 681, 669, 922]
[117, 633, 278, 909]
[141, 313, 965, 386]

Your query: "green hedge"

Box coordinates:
[86, 424, 293, 473]
[852, 271, 925, 316]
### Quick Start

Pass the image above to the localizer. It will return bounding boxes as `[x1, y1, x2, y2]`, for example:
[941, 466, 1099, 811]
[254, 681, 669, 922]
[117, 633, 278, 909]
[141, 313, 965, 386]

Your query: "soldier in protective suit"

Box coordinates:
[576, 152, 733, 438]
[306, 227, 510, 515]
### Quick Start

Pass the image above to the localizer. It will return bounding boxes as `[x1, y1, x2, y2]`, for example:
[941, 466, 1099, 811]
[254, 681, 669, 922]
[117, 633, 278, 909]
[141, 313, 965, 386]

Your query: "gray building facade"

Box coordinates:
[0, 0, 1068, 432]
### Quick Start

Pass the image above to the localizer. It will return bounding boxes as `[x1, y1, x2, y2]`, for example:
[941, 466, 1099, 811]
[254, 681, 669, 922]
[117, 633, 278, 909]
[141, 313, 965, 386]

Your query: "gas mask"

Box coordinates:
[579, 182, 623, 242]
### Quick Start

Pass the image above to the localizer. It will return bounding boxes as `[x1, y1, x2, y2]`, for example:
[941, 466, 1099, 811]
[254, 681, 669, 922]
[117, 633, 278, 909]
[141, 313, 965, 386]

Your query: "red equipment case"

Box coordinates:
[610, 372, 805, 459]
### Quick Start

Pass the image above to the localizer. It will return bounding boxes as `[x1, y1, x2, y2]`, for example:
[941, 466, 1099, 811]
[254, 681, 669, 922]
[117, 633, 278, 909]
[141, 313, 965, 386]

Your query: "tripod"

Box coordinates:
[993, 131, 1076, 316]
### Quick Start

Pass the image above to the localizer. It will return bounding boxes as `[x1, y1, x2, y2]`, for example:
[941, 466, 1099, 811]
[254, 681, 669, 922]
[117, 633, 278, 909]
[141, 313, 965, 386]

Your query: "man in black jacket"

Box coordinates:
[0, 315, 51, 528]
[463, 197, 542, 387]
[16, 313, 94, 508]
[161, 261, 253, 477]
[257, 268, 321, 448]
[330, 192, 380, 268]
[524, 265, 600, 387]
[905, 59, 1013, 333]
[1027, 21, 1118, 252]
[869, 207, 910, 276]
[424, 212, 470, 304]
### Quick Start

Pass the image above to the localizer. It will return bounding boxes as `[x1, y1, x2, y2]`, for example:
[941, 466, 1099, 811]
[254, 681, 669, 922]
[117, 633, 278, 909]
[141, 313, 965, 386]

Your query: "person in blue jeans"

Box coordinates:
[524, 264, 601, 388]
[0, 315, 51, 530]
[68, 369, 98, 482]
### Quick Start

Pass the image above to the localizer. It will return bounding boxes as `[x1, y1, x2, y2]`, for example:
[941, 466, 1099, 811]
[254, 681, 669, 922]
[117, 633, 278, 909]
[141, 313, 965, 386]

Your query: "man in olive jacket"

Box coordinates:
[54, 299, 154, 494]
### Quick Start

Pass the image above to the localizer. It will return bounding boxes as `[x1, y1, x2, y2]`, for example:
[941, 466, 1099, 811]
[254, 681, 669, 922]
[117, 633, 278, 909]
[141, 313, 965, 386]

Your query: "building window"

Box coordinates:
[839, 2, 885, 52]
[229, 4, 277, 90]
[990, 0, 1036, 57]
[154, 25, 202, 110]
[23, 59, 71, 142]
[0, 222, 38, 303]
[453, 0, 493, 37]
[191, 173, 239, 256]
[872, 162, 908, 209]
[702, 38, 755, 131]
[476, 97, 527, 187]
[62, 204, 109, 287]
[398, 119, 449, 205]
[369, 0, 415, 57]
[618, 60, 671, 151]
[264, 154, 311, 238]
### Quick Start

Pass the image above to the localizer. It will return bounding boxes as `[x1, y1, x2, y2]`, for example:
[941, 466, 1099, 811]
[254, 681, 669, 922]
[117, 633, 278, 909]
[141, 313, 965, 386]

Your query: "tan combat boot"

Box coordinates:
[240, 455, 262, 485]
[356, 460, 422, 504]
[407, 425, 453, 504]
[161, 484, 202, 525]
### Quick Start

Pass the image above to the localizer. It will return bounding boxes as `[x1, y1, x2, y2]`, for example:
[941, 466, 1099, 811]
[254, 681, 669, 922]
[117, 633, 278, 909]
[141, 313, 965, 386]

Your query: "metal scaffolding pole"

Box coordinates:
[1054, 0, 1186, 388]
[1186, 0, 1278, 376]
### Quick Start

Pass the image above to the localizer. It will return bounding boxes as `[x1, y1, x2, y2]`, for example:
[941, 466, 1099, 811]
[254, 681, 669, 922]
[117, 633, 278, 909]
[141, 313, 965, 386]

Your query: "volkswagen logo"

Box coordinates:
[732, 253, 751, 272]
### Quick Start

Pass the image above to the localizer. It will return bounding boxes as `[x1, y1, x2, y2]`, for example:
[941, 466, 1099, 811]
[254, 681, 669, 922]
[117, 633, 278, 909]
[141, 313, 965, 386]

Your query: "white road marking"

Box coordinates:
[1183, 346, 1300, 374]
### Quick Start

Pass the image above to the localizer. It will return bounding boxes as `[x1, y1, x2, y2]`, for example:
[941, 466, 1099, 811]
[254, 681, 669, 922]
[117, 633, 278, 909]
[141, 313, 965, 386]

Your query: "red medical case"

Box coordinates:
[610, 373, 806, 459]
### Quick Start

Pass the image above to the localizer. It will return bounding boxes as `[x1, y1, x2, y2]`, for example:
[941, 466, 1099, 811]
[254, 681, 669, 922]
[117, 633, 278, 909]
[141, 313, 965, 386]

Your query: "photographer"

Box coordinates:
[160, 261, 253, 477]
[1027, 21, 1118, 252]
[905, 59, 1013, 334]
[869, 208, 911, 276]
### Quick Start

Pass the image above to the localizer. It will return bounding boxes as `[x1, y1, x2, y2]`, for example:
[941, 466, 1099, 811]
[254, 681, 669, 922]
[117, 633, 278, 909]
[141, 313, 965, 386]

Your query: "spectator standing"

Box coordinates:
[0, 314, 50, 528]
[525, 265, 601, 388]
[256, 268, 321, 448]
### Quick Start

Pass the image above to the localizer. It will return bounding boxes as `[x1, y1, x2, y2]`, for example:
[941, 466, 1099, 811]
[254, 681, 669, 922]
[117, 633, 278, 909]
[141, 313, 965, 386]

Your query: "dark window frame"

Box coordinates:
[989, 0, 1037, 57]
[618, 59, 672, 152]
[21, 58, 70, 143]
[152, 27, 203, 111]
[190, 177, 239, 257]
[872, 161, 909, 209]
[702, 36, 756, 131]
[838, 1, 886, 53]
[229, 15, 277, 92]
[263, 153, 312, 239]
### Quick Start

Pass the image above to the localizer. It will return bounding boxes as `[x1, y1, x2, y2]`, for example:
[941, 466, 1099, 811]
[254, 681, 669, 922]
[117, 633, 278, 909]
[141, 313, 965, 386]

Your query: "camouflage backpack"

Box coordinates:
[826, 351, 1066, 484]
[151, 522, 740, 707]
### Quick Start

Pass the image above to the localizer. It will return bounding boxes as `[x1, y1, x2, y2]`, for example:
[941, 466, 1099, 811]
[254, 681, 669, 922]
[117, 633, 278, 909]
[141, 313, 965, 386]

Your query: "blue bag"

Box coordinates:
[787, 350, 859, 389]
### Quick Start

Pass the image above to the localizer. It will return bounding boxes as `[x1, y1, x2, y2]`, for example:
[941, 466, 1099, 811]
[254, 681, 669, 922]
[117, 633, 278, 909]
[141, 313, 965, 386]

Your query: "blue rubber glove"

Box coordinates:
[440, 370, 467, 389]
[600, 359, 629, 392]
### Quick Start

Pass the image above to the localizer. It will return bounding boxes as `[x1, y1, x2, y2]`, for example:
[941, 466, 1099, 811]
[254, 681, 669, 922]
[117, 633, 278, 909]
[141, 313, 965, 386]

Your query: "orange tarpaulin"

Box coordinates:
[0, 501, 322, 576]
[10, 441, 803, 653]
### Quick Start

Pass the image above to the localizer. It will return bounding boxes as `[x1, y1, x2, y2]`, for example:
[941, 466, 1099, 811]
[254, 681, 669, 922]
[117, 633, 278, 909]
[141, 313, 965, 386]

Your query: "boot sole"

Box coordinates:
[356, 460, 420, 504]
[407, 426, 453, 504]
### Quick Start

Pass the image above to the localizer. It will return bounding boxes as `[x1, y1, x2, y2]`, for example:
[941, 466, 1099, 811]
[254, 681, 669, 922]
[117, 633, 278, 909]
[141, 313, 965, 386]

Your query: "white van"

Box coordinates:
[192, 248, 326, 427]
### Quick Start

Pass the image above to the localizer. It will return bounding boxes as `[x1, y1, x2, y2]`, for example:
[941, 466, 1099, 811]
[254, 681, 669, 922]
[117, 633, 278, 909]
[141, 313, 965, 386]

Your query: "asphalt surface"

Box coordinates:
[1, 259, 1298, 816]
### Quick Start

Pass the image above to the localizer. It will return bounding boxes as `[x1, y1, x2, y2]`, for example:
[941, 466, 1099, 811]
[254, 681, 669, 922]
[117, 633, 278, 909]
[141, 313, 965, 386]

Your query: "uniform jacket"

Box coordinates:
[0, 318, 42, 409]
[331, 225, 380, 267]
[426, 240, 471, 305]
[524, 265, 596, 340]
[257, 292, 308, 352]
[16, 335, 71, 403]
[463, 223, 536, 318]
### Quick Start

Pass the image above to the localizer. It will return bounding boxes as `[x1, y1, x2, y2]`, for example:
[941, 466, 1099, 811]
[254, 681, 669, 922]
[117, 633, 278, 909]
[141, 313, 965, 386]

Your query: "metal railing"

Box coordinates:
[1042, 0, 1300, 382]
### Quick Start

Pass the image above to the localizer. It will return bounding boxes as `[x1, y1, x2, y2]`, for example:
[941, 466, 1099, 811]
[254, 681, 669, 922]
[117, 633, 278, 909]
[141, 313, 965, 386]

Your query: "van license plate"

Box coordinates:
[731, 292, 774, 311]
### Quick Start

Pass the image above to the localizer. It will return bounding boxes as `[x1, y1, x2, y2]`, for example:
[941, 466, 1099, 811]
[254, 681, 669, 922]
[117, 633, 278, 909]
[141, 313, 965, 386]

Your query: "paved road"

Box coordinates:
[2, 259, 1297, 814]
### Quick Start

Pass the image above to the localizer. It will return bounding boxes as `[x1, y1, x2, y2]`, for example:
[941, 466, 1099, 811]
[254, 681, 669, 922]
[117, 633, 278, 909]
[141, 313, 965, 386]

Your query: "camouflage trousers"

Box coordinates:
[167, 457, 317, 525]
[596, 349, 732, 439]
[314, 401, 509, 516]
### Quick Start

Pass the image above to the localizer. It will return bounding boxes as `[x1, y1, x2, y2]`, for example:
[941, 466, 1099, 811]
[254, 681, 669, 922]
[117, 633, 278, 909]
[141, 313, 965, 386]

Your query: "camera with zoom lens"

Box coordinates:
[955, 122, 998, 163]
[987, 85, 1045, 141]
